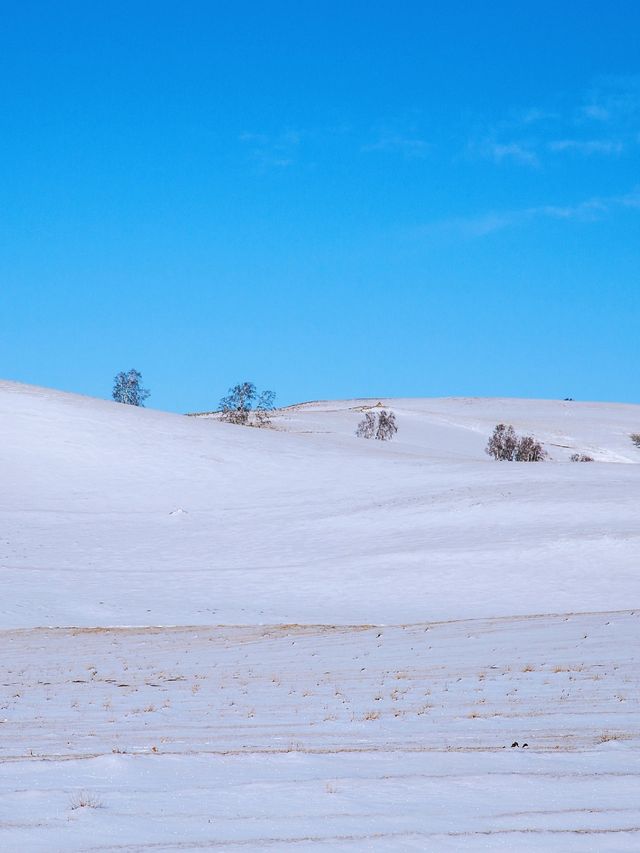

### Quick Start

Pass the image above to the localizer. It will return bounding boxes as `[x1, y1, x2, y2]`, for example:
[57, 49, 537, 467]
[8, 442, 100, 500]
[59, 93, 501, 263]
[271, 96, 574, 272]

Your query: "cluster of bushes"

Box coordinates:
[485, 424, 547, 462]
[355, 410, 398, 441]
[485, 424, 602, 463]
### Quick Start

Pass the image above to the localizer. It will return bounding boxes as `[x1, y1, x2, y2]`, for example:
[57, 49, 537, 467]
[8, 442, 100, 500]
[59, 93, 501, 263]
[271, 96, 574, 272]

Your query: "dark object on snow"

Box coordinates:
[522, 743, 529, 748]
[511, 741, 519, 748]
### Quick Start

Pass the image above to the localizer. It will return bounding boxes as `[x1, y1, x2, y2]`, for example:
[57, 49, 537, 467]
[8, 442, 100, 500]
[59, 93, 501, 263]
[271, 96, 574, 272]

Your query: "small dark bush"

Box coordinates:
[570, 453, 594, 462]
[630, 433, 640, 448]
[486, 423, 546, 462]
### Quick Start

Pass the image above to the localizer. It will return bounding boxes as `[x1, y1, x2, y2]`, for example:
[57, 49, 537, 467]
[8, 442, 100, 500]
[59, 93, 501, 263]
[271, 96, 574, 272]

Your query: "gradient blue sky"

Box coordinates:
[1, 2, 639, 411]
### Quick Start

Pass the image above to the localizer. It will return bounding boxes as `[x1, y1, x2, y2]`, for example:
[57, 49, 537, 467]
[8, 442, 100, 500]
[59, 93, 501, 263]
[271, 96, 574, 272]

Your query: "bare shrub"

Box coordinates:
[376, 410, 397, 441]
[356, 412, 376, 439]
[254, 389, 276, 426]
[355, 410, 398, 441]
[69, 791, 103, 810]
[597, 731, 632, 744]
[486, 424, 546, 461]
[630, 433, 640, 448]
[570, 453, 594, 462]
[514, 435, 547, 462]
[362, 710, 381, 721]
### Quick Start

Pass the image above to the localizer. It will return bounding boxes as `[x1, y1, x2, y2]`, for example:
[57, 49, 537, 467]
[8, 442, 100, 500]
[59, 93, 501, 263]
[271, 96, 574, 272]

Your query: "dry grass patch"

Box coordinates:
[69, 791, 103, 811]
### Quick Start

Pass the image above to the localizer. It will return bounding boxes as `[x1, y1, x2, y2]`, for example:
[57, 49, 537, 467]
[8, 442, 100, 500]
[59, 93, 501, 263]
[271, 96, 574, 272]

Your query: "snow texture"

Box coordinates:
[1, 380, 639, 850]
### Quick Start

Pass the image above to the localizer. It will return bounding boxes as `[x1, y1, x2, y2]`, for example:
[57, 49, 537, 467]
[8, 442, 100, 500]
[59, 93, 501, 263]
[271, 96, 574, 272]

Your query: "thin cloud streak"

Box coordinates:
[487, 142, 539, 166]
[238, 129, 304, 169]
[548, 139, 624, 155]
[470, 76, 640, 168]
[362, 134, 430, 158]
[419, 187, 640, 239]
[579, 75, 640, 124]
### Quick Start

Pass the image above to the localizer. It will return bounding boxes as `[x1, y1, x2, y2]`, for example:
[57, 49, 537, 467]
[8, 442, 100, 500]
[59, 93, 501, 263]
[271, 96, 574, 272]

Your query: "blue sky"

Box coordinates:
[1, 2, 639, 411]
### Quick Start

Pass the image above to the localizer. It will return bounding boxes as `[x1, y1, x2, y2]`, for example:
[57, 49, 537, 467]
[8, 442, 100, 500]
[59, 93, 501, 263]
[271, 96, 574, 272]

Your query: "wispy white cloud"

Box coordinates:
[516, 107, 559, 125]
[619, 187, 640, 208]
[239, 129, 304, 169]
[470, 77, 640, 168]
[487, 142, 539, 166]
[362, 134, 430, 158]
[580, 75, 640, 125]
[467, 136, 540, 168]
[581, 103, 611, 122]
[420, 187, 640, 239]
[548, 138, 624, 155]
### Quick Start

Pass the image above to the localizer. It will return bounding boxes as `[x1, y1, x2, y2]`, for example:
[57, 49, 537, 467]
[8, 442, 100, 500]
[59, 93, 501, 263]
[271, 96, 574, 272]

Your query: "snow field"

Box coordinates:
[1, 612, 639, 850]
[1, 380, 639, 849]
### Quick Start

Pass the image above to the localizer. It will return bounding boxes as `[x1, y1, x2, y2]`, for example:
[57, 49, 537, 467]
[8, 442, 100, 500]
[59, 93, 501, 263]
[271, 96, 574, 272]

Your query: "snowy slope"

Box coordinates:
[2, 380, 640, 851]
[1, 380, 639, 628]
[2, 613, 639, 851]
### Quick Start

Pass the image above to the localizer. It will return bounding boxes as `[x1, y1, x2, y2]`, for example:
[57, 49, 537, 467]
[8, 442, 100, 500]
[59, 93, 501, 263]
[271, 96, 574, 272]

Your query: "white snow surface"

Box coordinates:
[2, 379, 639, 627]
[1, 379, 639, 850]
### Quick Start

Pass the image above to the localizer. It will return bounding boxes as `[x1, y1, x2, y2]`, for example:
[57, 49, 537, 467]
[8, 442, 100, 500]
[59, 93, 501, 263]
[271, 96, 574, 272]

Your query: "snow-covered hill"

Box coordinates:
[2, 380, 640, 850]
[1, 380, 638, 628]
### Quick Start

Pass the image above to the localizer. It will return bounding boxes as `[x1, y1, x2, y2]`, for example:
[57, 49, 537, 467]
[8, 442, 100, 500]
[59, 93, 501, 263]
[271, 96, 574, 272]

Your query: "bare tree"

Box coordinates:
[356, 412, 376, 439]
[486, 424, 546, 461]
[219, 382, 256, 424]
[485, 424, 519, 461]
[630, 433, 640, 448]
[112, 369, 150, 407]
[219, 381, 276, 427]
[376, 410, 397, 441]
[254, 389, 276, 426]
